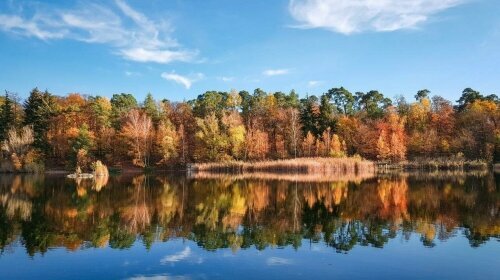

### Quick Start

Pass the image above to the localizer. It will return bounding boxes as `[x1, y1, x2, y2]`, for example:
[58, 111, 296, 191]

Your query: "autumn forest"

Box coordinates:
[0, 87, 498, 172]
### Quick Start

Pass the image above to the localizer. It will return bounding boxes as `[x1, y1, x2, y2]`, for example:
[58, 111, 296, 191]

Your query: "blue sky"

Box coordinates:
[0, 0, 499, 102]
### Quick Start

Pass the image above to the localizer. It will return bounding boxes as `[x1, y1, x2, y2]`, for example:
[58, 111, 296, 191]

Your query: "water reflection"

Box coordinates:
[0, 172, 498, 256]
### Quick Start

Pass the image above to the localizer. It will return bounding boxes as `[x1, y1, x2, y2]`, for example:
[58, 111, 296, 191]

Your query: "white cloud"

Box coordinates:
[266, 257, 293, 266]
[160, 247, 192, 264]
[161, 72, 204, 89]
[289, 0, 466, 34]
[125, 71, 141, 77]
[263, 69, 290, 76]
[0, 0, 197, 64]
[120, 48, 197, 64]
[308, 80, 321, 87]
[219, 76, 234, 82]
[0, 14, 67, 40]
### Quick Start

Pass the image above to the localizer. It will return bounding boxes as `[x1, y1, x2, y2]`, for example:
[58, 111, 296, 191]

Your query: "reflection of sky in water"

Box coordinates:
[0, 173, 498, 279]
[1, 236, 498, 279]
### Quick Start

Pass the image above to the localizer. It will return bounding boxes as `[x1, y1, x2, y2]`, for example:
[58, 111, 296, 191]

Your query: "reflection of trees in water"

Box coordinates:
[121, 175, 151, 233]
[0, 172, 498, 255]
[1, 193, 32, 221]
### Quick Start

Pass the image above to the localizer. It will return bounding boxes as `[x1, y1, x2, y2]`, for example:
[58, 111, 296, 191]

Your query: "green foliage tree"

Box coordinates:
[356, 90, 392, 119]
[110, 93, 138, 129]
[319, 93, 337, 134]
[300, 95, 321, 136]
[72, 124, 94, 153]
[0, 92, 14, 142]
[23, 88, 57, 152]
[143, 93, 160, 125]
[191, 91, 228, 118]
[71, 124, 94, 169]
[88, 96, 112, 129]
[327, 87, 356, 115]
[455, 88, 499, 112]
[415, 89, 430, 101]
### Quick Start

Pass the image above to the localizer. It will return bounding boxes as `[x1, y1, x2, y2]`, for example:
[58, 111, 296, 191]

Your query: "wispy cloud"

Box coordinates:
[161, 73, 204, 89]
[266, 257, 293, 266]
[160, 247, 192, 264]
[219, 76, 234, 82]
[308, 80, 321, 87]
[125, 71, 141, 77]
[263, 69, 290, 76]
[289, 0, 466, 34]
[0, 0, 197, 64]
[0, 14, 67, 40]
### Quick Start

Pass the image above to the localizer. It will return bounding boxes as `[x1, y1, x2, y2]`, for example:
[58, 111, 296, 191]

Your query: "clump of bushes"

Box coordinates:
[0, 126, 44, 173]
[92, 160, 109, 191]
[92, 160, 109, 177]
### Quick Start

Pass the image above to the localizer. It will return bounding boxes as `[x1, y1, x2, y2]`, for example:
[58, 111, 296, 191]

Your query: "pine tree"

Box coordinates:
[23, 88, 56, 151]
[110, 93, 138, 129]
[143, 93, 160, 125]
[0, 91, 15, 142]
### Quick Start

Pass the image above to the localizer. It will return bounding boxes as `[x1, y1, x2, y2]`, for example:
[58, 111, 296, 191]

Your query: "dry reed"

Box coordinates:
[190, 157, 376, 178]
[189, 171, 375, 183]
[379, 157, 490, 171]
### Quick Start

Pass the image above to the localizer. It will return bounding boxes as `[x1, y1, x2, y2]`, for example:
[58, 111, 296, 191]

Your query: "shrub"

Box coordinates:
[92, 160, 109, 177]
[1, 126, 43, 173]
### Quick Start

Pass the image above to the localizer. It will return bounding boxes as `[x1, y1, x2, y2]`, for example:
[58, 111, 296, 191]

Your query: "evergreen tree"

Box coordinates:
[415, 89, 430, 101]
[0, 91, 15, 142]
[23, 88, 56, 151]
[319, 93, 337, 134]
[356, 90, 392, 119]
[143, 93, 159, 124]
[110, 93, 138, 129]
[456, 88, 482, 111]
[327, 87, 356, 115]
[300, 95, 321, 136]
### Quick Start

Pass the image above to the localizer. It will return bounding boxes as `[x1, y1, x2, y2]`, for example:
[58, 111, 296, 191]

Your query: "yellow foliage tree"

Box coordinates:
[156, 120, 179, 164]
[121, 109, 153, 167]
[301, 131, 315, 157]
[329, 134, 346, 158]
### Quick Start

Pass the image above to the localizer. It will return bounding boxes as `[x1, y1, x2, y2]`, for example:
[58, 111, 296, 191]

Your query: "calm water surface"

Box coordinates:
[0, 172, 498, 279]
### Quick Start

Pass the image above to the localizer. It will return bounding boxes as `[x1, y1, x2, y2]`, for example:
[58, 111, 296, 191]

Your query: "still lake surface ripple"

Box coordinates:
[0, 172, 498, 279]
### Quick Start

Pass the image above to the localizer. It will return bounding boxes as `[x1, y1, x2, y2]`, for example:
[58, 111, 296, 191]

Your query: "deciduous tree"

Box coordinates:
[122, 109, 153, 167]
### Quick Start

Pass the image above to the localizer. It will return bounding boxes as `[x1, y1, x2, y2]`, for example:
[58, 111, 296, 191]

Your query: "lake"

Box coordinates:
[0, 172, 498, 279]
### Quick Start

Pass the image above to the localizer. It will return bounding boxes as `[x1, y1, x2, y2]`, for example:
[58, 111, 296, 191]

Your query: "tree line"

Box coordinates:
[0, 86, 498, 171]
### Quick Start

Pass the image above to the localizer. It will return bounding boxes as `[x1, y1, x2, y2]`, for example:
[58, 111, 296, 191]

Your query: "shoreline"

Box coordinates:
[2, 157, 494, 175]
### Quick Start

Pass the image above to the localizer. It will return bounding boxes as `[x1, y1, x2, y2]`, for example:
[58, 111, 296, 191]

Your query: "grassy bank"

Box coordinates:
[189, 157, 376, 176]
[378, 157, 490, 171]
